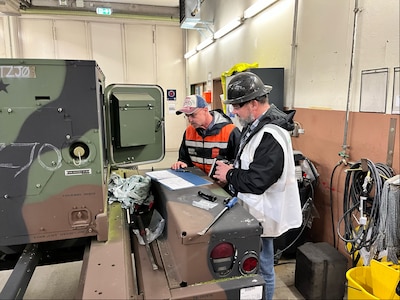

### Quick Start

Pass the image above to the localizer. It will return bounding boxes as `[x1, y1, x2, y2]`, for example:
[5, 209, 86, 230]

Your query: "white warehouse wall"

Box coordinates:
[1, 1, 399, 114]
[186, 0, 294, 89]
[185, 0, 399, 113]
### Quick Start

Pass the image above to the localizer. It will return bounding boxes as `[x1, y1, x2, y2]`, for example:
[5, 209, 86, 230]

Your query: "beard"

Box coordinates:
[238, 113, 255, 127]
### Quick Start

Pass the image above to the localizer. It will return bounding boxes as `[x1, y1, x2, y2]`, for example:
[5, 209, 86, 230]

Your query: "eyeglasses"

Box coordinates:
[232, 100, 251, 110]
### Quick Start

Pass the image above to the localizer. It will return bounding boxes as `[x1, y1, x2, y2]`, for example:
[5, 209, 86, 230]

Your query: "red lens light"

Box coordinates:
[242, 256, 258, 272]
[239, 251, 259, 275]
[210, 242, 234, 258]
[210, 242, 235, 275]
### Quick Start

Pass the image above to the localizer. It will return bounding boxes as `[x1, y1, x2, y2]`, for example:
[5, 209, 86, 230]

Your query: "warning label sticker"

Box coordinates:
[65, 169, 92, 176]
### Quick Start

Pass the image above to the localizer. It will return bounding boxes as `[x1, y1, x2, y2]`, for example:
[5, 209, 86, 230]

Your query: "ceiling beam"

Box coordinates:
[20, 0, 179, 19]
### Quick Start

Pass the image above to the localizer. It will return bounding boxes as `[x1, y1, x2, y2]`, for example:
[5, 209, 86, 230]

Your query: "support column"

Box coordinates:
[3, 16, 20, 58]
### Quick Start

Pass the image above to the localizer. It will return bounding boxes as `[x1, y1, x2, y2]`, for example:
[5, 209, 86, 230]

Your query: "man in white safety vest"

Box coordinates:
[212, 71, 302, 300]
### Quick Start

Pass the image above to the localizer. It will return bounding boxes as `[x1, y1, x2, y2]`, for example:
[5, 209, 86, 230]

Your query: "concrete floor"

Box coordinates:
[0, 258, 304, 299]
[274, 259, 305, 300]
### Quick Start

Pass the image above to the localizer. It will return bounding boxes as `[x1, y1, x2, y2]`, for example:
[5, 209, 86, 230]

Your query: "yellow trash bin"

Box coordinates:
[370, 260, 399, 300]
[346, 260, 399, 300]
[346, 266, 378, 300]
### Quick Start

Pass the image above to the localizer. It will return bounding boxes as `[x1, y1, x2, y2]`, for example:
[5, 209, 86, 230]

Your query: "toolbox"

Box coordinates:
[295, 242, 348, 299]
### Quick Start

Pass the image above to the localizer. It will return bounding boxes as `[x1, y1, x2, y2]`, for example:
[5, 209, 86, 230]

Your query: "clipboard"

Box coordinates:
[146, 169, 212, 190]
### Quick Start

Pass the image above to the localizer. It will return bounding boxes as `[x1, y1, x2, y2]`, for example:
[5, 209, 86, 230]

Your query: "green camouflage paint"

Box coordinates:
[0, 59, 108, 247]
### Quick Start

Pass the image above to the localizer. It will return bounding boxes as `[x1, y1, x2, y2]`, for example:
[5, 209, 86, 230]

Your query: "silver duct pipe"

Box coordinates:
[341, 0, 361, 159]
[287, 0, 299, 110]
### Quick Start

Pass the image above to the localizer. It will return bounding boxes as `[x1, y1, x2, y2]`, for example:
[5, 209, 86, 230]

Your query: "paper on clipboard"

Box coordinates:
[146, 169, 212, 190]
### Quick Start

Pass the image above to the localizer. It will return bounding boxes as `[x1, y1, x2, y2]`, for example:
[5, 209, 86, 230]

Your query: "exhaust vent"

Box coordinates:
[179, 0, 201, 29]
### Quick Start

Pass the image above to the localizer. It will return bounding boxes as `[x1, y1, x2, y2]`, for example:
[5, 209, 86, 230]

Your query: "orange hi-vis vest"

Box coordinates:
[184, 123, 236, 174]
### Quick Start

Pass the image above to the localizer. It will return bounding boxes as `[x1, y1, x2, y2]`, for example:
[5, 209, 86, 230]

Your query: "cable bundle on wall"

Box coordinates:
[337, 158, 395, 266]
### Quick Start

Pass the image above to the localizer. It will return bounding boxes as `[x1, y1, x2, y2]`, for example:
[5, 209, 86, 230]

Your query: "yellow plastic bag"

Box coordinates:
[220, 62, 259, 113]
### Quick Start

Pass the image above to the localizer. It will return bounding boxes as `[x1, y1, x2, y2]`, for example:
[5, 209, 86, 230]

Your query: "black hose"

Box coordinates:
[329, 162, 342, 249]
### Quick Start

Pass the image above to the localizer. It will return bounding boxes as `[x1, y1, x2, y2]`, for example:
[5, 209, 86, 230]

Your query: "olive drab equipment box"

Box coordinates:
[0, 59, 164, 248]
[152, 177, 263, 286]
[126, 169, 265, 300]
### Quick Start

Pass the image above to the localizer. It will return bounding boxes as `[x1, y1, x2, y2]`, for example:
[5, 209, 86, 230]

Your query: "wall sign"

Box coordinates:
[167, 89, 176, 101]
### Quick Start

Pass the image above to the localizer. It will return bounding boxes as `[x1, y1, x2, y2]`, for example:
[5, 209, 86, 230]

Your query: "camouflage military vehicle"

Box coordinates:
[0, 59, 265, 299]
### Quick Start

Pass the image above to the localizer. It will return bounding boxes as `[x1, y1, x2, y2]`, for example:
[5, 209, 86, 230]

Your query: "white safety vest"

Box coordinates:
[238, 124, 302, 237]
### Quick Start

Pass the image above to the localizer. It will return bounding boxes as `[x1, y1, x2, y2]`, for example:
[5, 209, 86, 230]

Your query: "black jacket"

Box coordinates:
[227, 104, 296, 195]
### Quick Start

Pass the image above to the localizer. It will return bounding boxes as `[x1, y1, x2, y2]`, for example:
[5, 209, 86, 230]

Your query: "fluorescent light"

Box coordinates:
[184, 49, 197, 59]
[214, 18, 242, 39]
[244, 0, 278, 19]
[196, 37, 214, 51]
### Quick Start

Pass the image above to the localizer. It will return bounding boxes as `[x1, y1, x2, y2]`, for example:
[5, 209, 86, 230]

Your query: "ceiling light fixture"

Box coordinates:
[196, 37, 214, 51]
[213, 17, 242, 39]
[184, 49, 197, 59]
[243, 0, 279, 19]
[184, 0, 279, 59]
